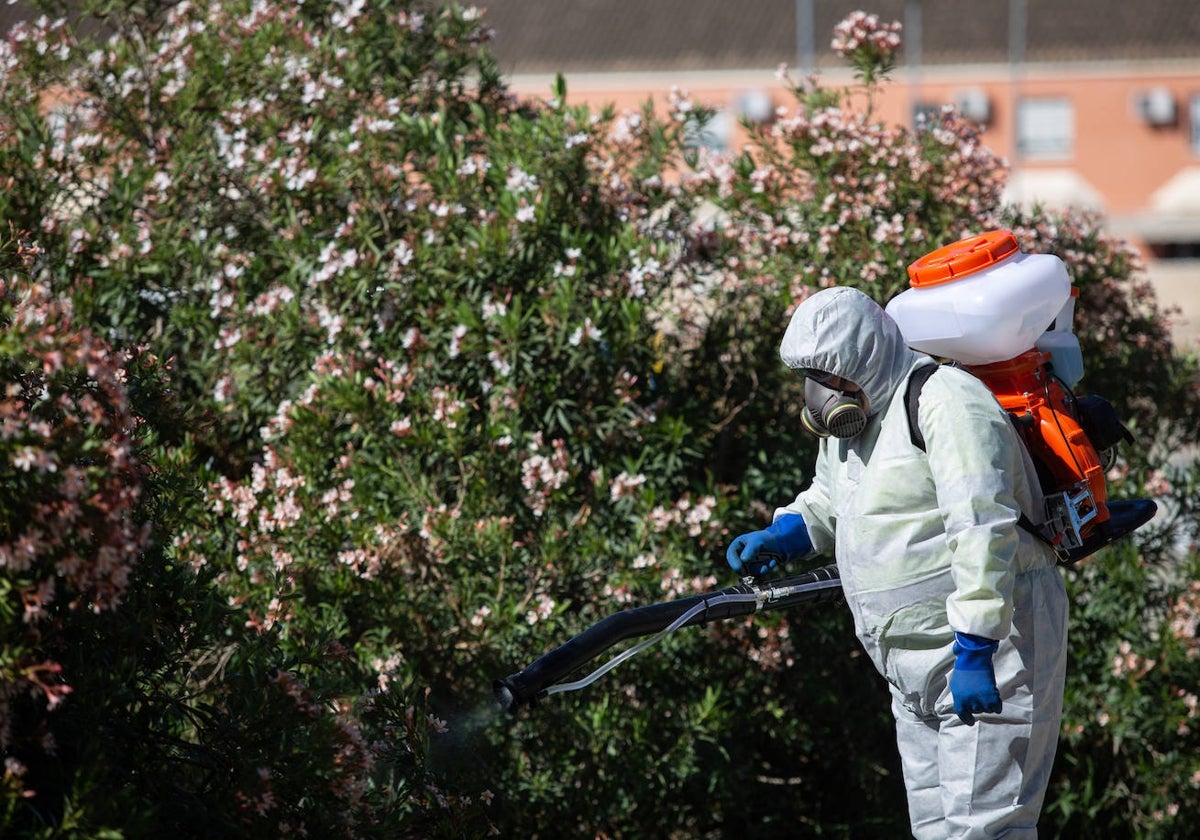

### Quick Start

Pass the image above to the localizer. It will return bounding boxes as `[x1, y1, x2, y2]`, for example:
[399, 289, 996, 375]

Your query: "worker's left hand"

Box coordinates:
[949, 632, 1001, 725]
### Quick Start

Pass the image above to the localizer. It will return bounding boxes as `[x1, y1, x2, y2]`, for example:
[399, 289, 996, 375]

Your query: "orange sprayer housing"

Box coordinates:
[964, 350, 1110, 538]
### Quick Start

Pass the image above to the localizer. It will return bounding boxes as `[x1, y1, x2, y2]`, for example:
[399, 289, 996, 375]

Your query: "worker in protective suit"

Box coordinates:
[727, 287, 1069, 839]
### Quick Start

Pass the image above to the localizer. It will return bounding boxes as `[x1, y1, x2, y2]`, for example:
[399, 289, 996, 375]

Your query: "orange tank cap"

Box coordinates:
[907, 230, 1020, 288]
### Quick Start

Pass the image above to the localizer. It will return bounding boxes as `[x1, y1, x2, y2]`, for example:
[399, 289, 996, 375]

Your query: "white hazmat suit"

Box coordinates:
[774, 287, 1068, 839]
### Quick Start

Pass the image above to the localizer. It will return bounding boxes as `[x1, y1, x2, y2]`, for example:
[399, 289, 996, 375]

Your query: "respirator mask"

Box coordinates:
[801, 373, 868, 439]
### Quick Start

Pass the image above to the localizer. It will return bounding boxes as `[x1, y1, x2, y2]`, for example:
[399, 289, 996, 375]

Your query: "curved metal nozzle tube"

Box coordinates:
[493, 564, 842, 714]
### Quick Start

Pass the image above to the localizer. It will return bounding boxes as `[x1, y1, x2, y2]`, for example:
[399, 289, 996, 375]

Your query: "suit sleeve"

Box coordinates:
[919, 368, 1026, 640]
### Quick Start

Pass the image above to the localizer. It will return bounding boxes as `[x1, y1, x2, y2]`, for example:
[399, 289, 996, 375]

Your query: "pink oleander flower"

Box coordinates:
[470, 605, 492, 627]
[831, 12, 902, 72]
[609, 470, 647, 501]
[667, 86, 694, 122]
[1169, 583, 1200, 655]
[520, 435, 570, 516]
[524, 593, 556, 625]
[1143, 470, 1171, 497]
[1110, 639, 1155, 679]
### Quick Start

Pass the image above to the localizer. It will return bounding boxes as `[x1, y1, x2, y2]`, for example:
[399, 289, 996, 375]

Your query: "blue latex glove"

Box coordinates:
[950, 632, 1001, 725]
[725, 514, 812, 576]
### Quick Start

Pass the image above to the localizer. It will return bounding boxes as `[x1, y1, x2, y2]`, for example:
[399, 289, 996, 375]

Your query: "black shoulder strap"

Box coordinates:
[903, 361, 1059, 552]
[905, 363, 939, 453]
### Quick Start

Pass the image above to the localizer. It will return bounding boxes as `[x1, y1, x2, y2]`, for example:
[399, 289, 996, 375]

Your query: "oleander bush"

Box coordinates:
[1, 3, 1198, 837]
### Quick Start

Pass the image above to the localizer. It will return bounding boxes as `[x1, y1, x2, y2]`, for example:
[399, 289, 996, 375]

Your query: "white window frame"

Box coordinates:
[1190, 94, 1200, 155]
[1017, 97, 1074, 160]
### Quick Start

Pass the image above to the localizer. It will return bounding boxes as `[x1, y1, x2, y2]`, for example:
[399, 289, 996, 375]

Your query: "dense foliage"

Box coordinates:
[1, 3, 1198, 837]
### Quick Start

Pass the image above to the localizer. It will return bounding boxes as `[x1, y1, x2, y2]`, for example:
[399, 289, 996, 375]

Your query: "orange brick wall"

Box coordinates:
[512, 62, 1200, 219]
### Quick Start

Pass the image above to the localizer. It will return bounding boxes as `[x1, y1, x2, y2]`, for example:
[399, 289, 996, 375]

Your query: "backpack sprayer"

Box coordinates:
[495, 231, 1157, 714]
[886, 230, 1157, 560]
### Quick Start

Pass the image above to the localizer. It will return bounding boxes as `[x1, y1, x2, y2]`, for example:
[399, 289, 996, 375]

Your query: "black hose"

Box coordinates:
[494, 564, 842, 713]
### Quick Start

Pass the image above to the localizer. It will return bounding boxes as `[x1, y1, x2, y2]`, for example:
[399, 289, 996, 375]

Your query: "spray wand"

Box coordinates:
[493, 564, 843, 714]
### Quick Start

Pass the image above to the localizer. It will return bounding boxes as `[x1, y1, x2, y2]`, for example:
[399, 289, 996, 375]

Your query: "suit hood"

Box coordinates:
[779, 287, 923, 415]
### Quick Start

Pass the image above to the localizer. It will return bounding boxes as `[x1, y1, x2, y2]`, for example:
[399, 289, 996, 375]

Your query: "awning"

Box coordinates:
[1150, 166, 1200, 215]
[1110, 213, 1200, 243]
[1110, 167, 1200, 243]
[1002, 168, 1106, 213]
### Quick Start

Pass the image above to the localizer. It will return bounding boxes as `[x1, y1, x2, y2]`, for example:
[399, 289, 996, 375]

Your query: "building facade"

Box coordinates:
[486, 0, 1200, 347]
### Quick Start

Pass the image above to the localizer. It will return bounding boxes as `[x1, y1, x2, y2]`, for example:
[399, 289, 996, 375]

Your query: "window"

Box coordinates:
[911, 102, 942, 131]
[1149, 241, 1200, 260]
[1017, 98, 1074, 160]
[1190, 95, 1200, 154]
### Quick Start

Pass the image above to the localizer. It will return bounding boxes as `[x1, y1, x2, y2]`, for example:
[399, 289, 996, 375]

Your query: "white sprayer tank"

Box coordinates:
[885, 230, 1084, 386]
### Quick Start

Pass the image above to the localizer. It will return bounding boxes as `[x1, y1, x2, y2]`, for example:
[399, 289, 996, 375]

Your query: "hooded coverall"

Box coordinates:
[776, 287, 1068, 839]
